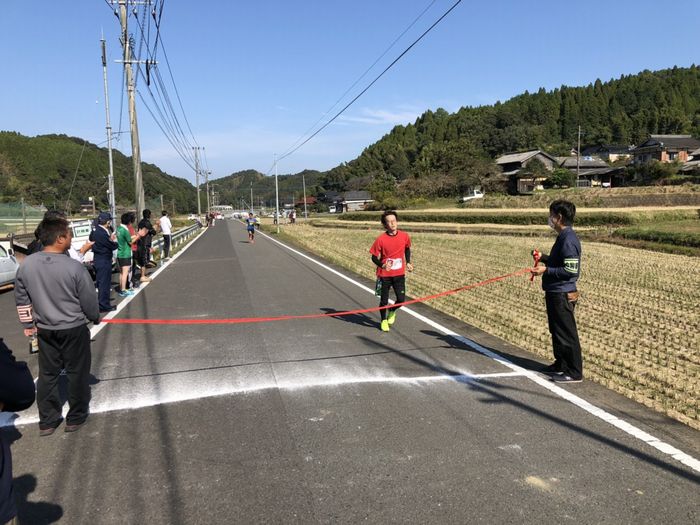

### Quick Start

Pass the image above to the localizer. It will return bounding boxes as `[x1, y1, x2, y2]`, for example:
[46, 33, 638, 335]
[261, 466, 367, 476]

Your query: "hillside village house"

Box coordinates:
[632, 135, 700, 164]
[495, 150, 558, 193]
[681, 147, 700, 173]
[341, 191, 373, 212]
[581, 144, 634, 163]
[558, 155, 624, 188]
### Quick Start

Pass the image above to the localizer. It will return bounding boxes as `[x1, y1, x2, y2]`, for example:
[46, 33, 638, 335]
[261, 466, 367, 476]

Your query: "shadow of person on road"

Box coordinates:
[13, 474, 63, 524]
[420, 329, 551, 373]
[320, 308, 378, 329]
[358, 334, 700, 485]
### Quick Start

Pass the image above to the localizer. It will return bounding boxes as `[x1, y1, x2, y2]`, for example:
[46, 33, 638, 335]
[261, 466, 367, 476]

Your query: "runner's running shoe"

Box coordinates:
[387, 311, 397, 326]
[380, 320, 390, 332]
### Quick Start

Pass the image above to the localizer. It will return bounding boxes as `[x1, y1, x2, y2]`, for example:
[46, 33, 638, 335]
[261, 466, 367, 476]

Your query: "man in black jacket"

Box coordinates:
[0, 340, 36, 525]
[530, 200, 583, 383]
[137, 209, 158, 283]
[90, 212, 118, 313]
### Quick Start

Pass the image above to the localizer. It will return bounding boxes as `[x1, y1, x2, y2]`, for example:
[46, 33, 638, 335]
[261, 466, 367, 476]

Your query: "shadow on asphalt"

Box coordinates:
[319, 308, 378, 329]
[357, 335, 700, 485]
[13, 474, 63, 524]
[421, 329, 550, 373]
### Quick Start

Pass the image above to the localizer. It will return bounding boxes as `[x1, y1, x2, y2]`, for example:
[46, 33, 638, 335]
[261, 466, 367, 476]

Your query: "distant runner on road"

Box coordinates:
[370, 210, 413, 332]
[245, 212, 258, 243]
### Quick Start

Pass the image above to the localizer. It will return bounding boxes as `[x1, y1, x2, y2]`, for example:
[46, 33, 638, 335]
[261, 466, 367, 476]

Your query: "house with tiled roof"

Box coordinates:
[495, 150, 559, 194]
[633, 135, 700, 165]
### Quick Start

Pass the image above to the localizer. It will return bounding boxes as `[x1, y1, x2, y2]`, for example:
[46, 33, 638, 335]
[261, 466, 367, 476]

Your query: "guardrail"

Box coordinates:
[151, 222, 201, 256]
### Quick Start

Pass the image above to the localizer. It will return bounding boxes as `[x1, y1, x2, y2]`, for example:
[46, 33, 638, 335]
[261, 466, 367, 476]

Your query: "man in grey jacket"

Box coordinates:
[14, 216, 100, 436]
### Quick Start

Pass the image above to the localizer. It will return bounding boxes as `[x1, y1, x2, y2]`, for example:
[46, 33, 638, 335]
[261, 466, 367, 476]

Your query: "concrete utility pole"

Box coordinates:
[577, 124, 581, 188]
[116, 0, 146, 216]
[193, 146, 201, 216]
[159, 194, 164, 213]
[302, 173, 308, 219]
[250, 182, 254, 214]
[101, 37, 117, 222]
[206, 170, 211, 213]
[274, 154, 280, 234]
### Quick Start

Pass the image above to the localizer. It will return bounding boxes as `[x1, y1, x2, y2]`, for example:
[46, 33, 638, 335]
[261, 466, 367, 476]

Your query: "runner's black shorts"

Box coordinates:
[118, 257, 131, 268]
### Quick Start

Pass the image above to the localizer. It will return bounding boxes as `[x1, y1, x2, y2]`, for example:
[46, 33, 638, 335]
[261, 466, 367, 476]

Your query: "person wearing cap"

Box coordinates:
[91, 211, 118, 312]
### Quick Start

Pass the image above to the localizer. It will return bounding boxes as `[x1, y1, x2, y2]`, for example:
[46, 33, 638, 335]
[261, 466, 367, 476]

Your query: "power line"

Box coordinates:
[274, 0, 462, 166]
[280, 0, 438, 158]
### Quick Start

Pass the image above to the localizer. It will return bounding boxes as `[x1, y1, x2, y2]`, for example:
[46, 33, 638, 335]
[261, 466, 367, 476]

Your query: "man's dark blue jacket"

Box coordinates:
[90, 225, 118, 265]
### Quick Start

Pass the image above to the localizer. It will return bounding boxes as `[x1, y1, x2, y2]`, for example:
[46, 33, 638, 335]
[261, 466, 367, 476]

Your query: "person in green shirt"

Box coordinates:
[117, 212, 147, 297]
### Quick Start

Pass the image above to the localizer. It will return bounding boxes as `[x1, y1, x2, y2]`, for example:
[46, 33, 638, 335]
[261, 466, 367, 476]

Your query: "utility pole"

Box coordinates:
[206, 170, 211, 213]
[115, 0, 147, 216]
[159, 194, 164, 212]
[302, 174, 308, 219]
[193, 146, 201, 216]
[576, 124, 581, 188]
[21, 197, 27, 234]
[275, 160, 282, 230]
[101, 36, 117, 222]
[91, 196, 96, 216]
[250, 182, 253, 214]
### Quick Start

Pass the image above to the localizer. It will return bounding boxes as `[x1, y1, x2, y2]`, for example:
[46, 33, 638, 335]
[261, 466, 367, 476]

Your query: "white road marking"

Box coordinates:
[2, 370, 527, 427]
[255, 226, 700, 474]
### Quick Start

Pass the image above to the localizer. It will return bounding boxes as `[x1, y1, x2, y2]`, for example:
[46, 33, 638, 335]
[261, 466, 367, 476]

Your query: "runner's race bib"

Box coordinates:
[385, 258, 402, 271]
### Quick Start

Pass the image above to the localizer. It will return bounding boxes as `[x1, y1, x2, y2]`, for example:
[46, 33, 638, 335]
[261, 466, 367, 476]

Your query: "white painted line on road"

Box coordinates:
[255, 226, 700, 474]
[2, 370, 528, 428]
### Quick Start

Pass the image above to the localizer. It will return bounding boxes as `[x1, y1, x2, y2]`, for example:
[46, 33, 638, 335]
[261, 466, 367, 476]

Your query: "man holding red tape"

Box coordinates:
[370, 210, 413, 332]
[530, 200, 583, 383]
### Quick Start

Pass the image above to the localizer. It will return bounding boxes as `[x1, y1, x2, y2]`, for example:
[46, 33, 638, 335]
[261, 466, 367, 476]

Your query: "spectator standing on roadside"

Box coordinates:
[530, 200, 583, 383]
[15, 216, 99, 436]
[369, 210, 413, 332]
[117, 212, 146, 297]
[0, 340, 36, 525]
[137, 209, 157, 283]
[90, 212, 118, 313]
[159, 210, 172, 259]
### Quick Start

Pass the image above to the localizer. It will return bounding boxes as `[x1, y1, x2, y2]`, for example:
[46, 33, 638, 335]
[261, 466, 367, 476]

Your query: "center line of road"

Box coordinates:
[255, 226, 700, 474]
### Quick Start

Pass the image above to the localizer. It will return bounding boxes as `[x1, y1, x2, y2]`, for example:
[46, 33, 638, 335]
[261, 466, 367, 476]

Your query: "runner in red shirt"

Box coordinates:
[369, 210, 413, 332]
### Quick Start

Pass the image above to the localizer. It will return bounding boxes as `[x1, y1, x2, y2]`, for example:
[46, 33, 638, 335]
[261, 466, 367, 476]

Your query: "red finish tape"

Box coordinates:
[103, 267, 532, 325]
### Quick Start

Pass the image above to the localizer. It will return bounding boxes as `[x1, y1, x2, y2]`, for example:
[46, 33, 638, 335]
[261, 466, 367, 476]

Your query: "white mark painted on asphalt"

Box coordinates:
[254, 226, 700, 475]
[2, 370, 527, 428]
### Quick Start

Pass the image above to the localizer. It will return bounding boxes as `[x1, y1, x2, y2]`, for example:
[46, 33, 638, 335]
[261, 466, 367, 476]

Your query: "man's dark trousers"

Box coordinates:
[37, 325, 92, 429]
[94, 259, 112, 311]
[163, 234, 171, 258]
[379, 276, 406, 320]
[545, 292, 583, 379]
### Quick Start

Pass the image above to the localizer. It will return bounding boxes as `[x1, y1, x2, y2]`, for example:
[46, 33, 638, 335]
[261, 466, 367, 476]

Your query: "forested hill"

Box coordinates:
[321, 65, 700, 199]
[0, 132, 197, 212]
[212, 169, 324, 208]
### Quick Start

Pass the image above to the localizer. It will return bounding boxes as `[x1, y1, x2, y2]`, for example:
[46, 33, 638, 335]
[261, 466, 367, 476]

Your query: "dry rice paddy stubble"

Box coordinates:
[281, 225, 700, 429]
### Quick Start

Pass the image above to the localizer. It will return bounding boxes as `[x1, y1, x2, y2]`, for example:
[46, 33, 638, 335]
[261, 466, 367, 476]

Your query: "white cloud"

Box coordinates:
[339, 106, 423, 126]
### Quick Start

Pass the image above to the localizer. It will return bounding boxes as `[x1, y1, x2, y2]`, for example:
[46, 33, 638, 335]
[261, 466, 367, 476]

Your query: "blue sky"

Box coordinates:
[1, 1, 699, 185]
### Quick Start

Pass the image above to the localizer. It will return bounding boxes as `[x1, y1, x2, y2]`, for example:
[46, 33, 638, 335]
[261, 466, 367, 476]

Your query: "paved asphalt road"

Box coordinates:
[1, 220, 698, 524]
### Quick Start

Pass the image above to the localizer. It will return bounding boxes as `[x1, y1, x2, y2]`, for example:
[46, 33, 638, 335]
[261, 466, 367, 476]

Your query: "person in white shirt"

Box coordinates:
[159, 210, 173, 259]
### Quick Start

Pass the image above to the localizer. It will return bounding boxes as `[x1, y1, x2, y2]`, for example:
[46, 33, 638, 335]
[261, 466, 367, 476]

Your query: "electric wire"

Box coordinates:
[275, 0, 462, 166]
[280, 0, 438, 159]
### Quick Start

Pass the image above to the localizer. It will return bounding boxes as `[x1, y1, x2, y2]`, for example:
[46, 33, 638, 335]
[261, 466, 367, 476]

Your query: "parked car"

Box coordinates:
[0, 244, 19, 287]
[460, 190, 484, 202]
[188, 213, 198, 220]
